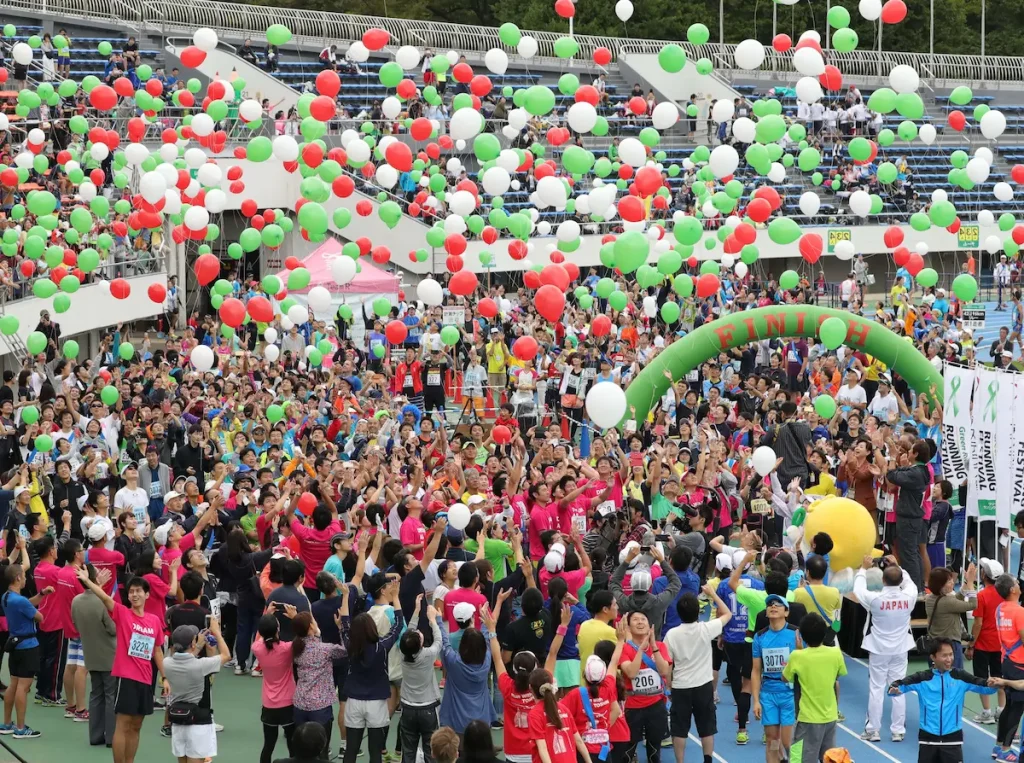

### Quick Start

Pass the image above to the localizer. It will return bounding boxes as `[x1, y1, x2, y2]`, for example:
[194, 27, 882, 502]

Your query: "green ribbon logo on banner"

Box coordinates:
[985, 379, 999, 422]
[949, 375, 962, 416]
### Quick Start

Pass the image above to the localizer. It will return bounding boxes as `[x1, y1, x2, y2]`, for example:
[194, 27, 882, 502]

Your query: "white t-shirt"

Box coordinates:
[665, 618, 724, 689]
[810, 102, 825, 121]
[114, 486, 149, 522]
[836, 384, 867, 413]
[867, 392, 898, 420]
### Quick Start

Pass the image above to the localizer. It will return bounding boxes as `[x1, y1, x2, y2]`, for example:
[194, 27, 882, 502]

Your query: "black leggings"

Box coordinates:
[262, 723, 295, 763]
[726, 660, 751, 730]
[998, 700, 1024, 747]
[345, 726, 388, 763]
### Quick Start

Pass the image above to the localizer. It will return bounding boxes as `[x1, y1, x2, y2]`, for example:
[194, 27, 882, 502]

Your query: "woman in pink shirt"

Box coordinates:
[289, 504, 343, 601]
[253, 611, 297, 763]
[398, 499, 427, 561]
[136, 548, 179, 630]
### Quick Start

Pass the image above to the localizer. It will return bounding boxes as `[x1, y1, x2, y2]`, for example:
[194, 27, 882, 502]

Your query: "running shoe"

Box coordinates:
[74, 710, 89, 723]
[40, 697, 63, 708]
[0, 724, 14, 735]
[32, 696, 42, 705]
[233, 666, 247, 676]
[996, 751, 1019, 763]
[837, 710, 845, 722]
[224, 658, 237, 669]
[661, 737, 673, 748]
[859, 731, 880, 742]
[251, 668, 263, 678]
[975, 710, 997, 724]
[713, 691, 720, 704]
[490, 719, 503, 729]
[160, 725, 172, 738]
[891, 733, 904, 743]
[736, 730, 749, 745]
[12, 727, 40, 739]
[214, 723, 224, 732]
[64, 706, 77, 718]
[993, 745, 1002, 759]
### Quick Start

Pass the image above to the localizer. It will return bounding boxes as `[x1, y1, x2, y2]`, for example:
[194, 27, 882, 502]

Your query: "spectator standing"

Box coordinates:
[71, 564, 117, 747]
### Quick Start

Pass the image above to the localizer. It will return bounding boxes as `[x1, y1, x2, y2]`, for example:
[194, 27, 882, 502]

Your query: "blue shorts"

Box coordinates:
[760, 688, 796, 727]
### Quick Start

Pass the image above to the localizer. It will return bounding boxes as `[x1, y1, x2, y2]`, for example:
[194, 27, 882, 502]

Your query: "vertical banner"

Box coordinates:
[1012, 376, 1024, 523]
[996, 373, 1016, 528]
[970, 367, 1001, 520]
[941, 363, 973, 487]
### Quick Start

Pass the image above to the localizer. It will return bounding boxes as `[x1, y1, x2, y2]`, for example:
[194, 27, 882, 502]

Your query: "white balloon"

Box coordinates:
[795, 76, 823, 104]
[11, 43, 31, 66]
[834, 240, 856, 261]
[182, 147, 205, 169]
[537, 176, 568, 208]
[711, 99, 735, 124]
[651, 102, 679, 130]
[752, 446, 777, 477]
[536, 221, 551, 237]
[157, 163, 178, 186]
[238, 99, 262, 122]
[484, 48, 508, 75]
[76, 182, 96, 203]
[190, 113, 214, 137]
[346, 139, 370, 166]
[557, 220, 580, 242]
[139, 171, 167, 204]
[585, 383, 627, 429]
[995, 181, 1014, 201]
[162, 190, 182, 215]
[850, 190, 872, 217]
[331, 256, 357, 285]
[517, 36, 538, 58]
[508, 109, 529, 131]
[89, 142, 109, 162]
[735, 262, 749, 278]
[767, 162, 786, 183]
[918, 124, 936, 145]
[288, 305, 309, 325]
[202, 189, 225, 214]
[272, 135, 299, 162]
[931, 188, 948, 204]
[482, 166, 511, 196]
[395, 45, 421, 70]
[307, 286, 333, 313]
[734, 39, 765, 70]
[123, 143, 150, 166]
[197, 163, 222, 188]
[888, 64, 919, 94]
[966, 157, 990, 184]
[615, 0, 634, 20]
[642, 296, 658, 318]
[799, 191, 821, 216]
[709, 144, 739, 178]
[732, 117, 756, 144]
[193, 27, 218, 52]
[156, 143, 176, 163]
[418, 278, 443, 306]
[985, 234, 1002, 254]
[859, 0, 882, 19]
[0, 114, 8, 131]
[445, 51, 459, 66]
[617, 138, 646, 168]
[190, 345, 215, 372]
[567, 101, 598, 133]
[448, 190, 476, 217]
[347, 41, 369, 62]
[381, 96, 402, 120]
[183, 205, 209, 231]
[375, 163, 398, 189]
[501, 125, 519, 140]
[793, 47, 825, 76]
[264, 344, 280, 362]
[981, 109, 1007, 140]
[915, 242, 930, 256]
[27, 128, 44, 145]
[263, 327, 278, 344]
[280, 317, 294, 332]
[449, 108, 484, 141]
[340, 129, 360, 148]
[447, 503, 471, 530]
[443, 215, 467, 235]
[978, 209, 995, 226]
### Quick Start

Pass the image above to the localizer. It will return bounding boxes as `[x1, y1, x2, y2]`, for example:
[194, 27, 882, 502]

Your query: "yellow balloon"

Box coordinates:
[802, 496, 879, 572]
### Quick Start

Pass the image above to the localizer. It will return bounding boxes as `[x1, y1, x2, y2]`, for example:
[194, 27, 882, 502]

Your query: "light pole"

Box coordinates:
[719, 0, 724, 46]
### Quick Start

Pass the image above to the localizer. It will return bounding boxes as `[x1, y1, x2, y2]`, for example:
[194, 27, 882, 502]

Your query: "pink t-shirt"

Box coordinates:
[557, 497, 590, 536]
[922, 463, 935, 521]
[444, 587, 487, 630]
[160, 533, 196, 583]
[538, 567, 588, 600]
[54, 565, 84, 638]
[143, 572, 170, 632]
[111, 602, 164, 683]
[252, 638, 296, 709]
[400, 516, 427, 561]
[290, 518, 343, 588]
[586, 475, 623, 506]
[34, 561, 61, 632]
[87, 548, 125, 597]
[509, 493, 529, 526]
[528, 503, 556, 562]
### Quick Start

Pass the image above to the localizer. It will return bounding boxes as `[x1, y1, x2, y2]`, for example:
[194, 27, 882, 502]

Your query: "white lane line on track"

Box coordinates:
[847, 654, 998, 740]
[837, 722, 904, 763]
[687, 733, 730, 763]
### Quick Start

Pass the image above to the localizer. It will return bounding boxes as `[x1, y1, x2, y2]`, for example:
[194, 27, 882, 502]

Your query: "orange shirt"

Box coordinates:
[996, 600, 1024, 664]
[967, 255, 976, 276]
[812, 369, 841, 396]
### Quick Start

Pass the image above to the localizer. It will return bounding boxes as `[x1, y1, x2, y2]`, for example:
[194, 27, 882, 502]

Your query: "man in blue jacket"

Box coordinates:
[888, 637, 998, 763]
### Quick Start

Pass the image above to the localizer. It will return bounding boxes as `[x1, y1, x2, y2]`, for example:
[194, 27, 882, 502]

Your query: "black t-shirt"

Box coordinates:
[167, 600, 208, 632]
[499, 608, 551, 663]
[398, 565, 433, 646]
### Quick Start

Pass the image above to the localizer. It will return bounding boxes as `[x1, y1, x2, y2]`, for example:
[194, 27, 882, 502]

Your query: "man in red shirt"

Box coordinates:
[970, 559, 1008, 723]
[994, 574, 1024, 758]
[32, 536, 64, 707]
[53, 539, 86, 719]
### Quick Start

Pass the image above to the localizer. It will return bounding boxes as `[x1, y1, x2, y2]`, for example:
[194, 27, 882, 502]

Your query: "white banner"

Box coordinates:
[996, 373, 1016, 528]
[970, 367, 1001, 520]
[1012, 376, 1024, 523]
[941, 363, 973, 488]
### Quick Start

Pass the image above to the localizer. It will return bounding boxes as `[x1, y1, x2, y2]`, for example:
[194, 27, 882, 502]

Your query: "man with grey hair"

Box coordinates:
[610, 544, 680, 640]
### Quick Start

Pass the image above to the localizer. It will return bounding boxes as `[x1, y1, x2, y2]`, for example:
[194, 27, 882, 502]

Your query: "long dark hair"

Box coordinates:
[547, 575, 568, 624]
[226, 528, 249, 564]
[529, 668, 561, 728]
[291, 612, 313, 660]
[462, 720, 497, 762]
[459, 628, 486, 665]
[512, 651, 537, 693]
[257, 614, 280, 651]
[346, 612, 379, 663]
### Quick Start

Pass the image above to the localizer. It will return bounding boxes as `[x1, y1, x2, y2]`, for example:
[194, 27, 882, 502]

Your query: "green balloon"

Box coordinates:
[440, 325, 460, 346]
[657, 250, 683, 275]
[338, 305, 354, 322]
[832, 28, 858, 53]
[288, 268, 312, 290]
[32, 280, 57, 299]
[298, 202, 328, 234]
[896, 93, 924, 120]
[553, 36, 579, 59]
[261, 275, 282, 295]
[916, 268, 939, 288]
[658, 44, 686, 73]
[814, 395, 837, 419]
[767, 217, 801, 245]
[266, 404, 285, 423]
[62, 340, 79, 359]
[26, 331, 47, 356]
[596, 277, 616, 299]
[34, 435, 53, 453]
[673, 274, 694, 297]
[819, 317, 847, 350]
[372, 297, 391, 318]
[952, 273, 978, 302]
[949, 85, 973, 106]
[608, 291, 628, 312]
[21, 405, 39, 425]
[877, 162, 898, 184]
[660, 301, 681, 324]
[523, 85, 555, 116]
[267, 24, 292, 46]
[246, 136, 273, 163]
[613, 231, 650, 274]
[118, 342, 135, 361]
[498, 22, 521, 46]
[674, 216, 703, 246]
[0, 315, 17, 336]
[779, 270, 800, 290]
[59, 275, 80, 294]
[687, 23, 710, 45]
[798, 147, 820, 172]
[928, 200, 957, 228]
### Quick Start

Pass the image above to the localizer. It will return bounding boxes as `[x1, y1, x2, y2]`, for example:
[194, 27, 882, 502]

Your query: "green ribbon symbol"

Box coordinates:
[949, 375, 961, 416]
[985, 379, 999, 422]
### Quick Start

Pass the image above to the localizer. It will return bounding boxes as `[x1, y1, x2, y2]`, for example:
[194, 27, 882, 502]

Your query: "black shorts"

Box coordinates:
[973, 649, 1002, 680]
[723, 640, 754, 679]
[918, 743, 963, 763]
[711, 640, 724, 672]
[8, 645, 39, 678]
[261, 704, 295, 726]
[670, 683, 717, 739]
[333, 660, 348, 703]
[114, 677, 155, 717]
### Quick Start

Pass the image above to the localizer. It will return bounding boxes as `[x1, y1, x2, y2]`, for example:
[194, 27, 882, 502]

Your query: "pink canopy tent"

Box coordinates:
[276, 238, 400, 295]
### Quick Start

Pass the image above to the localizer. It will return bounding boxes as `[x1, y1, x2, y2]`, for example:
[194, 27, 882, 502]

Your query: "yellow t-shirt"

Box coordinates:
[486, 341, 506, 374]
[577, 619, 617, 677]
[805, 473, 838, 497]
[792, 584, 842, 623]
[890, 285, 906, 305]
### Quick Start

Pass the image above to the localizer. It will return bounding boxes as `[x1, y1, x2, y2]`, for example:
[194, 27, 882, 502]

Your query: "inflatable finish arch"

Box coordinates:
[624, 305, 944, 425]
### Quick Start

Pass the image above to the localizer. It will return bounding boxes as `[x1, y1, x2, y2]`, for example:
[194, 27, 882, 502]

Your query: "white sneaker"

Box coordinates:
[975, 710, 997, 725]
[233, 666, 246, 676]
[891, 733, 905, 743]
[224, 658, 237, 669]
[713, 691, 720, 704]
[860, 731, 881, 742]
[251, 668, 263, 678]
[214, 723, 224, 733]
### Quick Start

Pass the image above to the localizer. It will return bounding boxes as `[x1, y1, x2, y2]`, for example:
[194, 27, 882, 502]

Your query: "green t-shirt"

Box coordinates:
[651, 493, 673, 522]
[463, 538, 514, 581]
[781, 646, 847, 723]
[735, 587, 798, 623]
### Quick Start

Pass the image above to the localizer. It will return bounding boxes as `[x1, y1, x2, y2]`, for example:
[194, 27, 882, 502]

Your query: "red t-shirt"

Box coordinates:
[443, 587, 487, 631]
[87, 548, 125, 597]
[528, 701, 579, 763]
[498, 672, 540, 757]
[538, 568, 588, 600]
[585, 475, 623, 507]
[974, 585, 1004, 653]
[561, 676, 625, 752]
[111, 602, 164, 683]
[400, 516, 427, 561]
[34, 561, 61, 632]
[620, 640, 671, 709]
[54, 565, 84, 638]
[996, 601, 1024, 664]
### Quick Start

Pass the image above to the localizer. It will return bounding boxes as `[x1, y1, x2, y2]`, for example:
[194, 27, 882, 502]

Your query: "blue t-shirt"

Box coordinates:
[3, 591, 38, 649]
[718, 576, 765, 643]
[654, 569, 701, 637]
[752, 624, 798, 693]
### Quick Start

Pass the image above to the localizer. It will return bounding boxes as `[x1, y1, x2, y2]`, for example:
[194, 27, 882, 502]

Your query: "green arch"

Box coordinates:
[624, 305, 944, 425]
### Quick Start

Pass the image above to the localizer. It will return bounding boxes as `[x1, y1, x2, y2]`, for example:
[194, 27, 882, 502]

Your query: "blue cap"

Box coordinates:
[765, 594, 790, 610]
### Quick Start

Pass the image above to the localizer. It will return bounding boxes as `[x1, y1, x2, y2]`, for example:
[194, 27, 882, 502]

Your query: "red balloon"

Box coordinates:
[113, 77, 135, 98]
[371, 246, 391, 264]
[452, 62, 473, 83]
[193, 253, 220, 286]
[508, 240, 528, 260]
[555, 0, 575, 16]
[470, 75, 492, 98]
[513, 336, 538, 361]
[247, 296, 274, 322]
[19, 260, 34, 278]
[753, 186, 782, 210]
[893, 246, 910, 267]
[482, 226, 498, 245]
[881, 0, 907, 23]
[302, 142, 324, 168]
[883, 226, 905, 248]
[446, 256, 464, 275]
[449, 270, 478, 296]
[297, 492, 318, 513]
[1012, 226, 1024, 246]
[240, 199, 258, 217]
[627, 96, 647, 116]
[410, 118, 432, 141]
[444, 234, 468, 256]
[591, 315, 612, 336]
[575, 85, 599, 106]
[799, 233, 823, 264]
[316, 69, 341, 98]
[696, 273, 720, 299]
[478, 298, 498, 318]
[145, 78, 163, 97]
[492, 425, 512, 445]
[734, 222, 757, 245]
[110, 278, 131, 300]
[333, 175, 355, 198]
[563, 262, 580, 282]
[385, 141, 413, 172]
[385, 320, 408, 344]
[219, 297, 246, 328]
[356, 199, 373, 217]
[0, 169, 17, 187]
[905, 252, 924, 277]
[946, 218, 961, 234]
[539, 264, 570, 292]
[309, 95, 336, 122]
[618, 195, 645, 222]
[948, 110, 966, 131]
[397, 79, 417, 100]
[89, 84, 117, 111]
[593, 47, 612, 66]
[180, 46, 206, 67]
[147, 283, 166, 303]
[534, 284, 565, 322]
[746, 197, 772, 223]
[772, 34, 792, 52]
[819, 65, 842, 92]
[633, 166, 663, 198]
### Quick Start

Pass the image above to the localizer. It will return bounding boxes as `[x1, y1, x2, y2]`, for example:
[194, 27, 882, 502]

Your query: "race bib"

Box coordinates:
[633, 667, 661, 695]
[427, 372, 442, 386]
[128, 630, 156, 661]
[209, 597, 221, 620]
[583, 728, 609, 746]
[787, 350, 799, 364]
[133, 505, 147, 524]
[571, 513, 588, 536]
[403, 374, 413, 388]
[686, 370, 699, 382]
[761, 647, 790, 675]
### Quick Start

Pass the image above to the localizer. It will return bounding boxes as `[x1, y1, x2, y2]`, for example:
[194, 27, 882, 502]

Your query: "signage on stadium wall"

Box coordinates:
[958, 224, 980, 249]
[827, 229, 851, 252]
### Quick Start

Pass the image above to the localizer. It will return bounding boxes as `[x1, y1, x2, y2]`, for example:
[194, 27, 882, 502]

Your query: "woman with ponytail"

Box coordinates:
[527, 667, 593, 763]
[545, 576, 591, 694]
[252, 610, 296, 763]
[486, 592, 540, 763]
